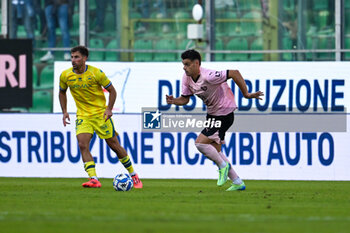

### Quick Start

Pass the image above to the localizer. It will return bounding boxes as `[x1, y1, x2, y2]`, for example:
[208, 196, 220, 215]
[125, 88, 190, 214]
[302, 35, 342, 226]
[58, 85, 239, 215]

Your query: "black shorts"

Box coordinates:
[201, 111, 234, 141]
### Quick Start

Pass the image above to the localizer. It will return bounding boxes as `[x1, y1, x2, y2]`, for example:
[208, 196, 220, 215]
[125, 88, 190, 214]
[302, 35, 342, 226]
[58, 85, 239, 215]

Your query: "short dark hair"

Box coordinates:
[71, 45, 89, 58]
[181, 49, 201, 65]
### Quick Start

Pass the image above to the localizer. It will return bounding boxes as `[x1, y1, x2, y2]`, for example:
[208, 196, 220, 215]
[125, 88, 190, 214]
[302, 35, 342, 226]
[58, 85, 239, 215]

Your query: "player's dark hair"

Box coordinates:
[181, 49, 201, 65]
[71, 45, 89, 58]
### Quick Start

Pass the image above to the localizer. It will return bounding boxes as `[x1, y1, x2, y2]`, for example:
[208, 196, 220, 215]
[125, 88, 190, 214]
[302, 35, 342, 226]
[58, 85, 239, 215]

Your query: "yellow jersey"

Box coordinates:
[59, 65, 111, 117]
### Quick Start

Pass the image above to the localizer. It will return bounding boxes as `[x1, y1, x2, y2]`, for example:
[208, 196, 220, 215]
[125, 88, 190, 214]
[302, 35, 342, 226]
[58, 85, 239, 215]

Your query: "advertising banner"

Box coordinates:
[0, 114, 349, 181]
[53, 61, 350, 114]
[0, 39, 32, 108]
[1, 62, 348, 180]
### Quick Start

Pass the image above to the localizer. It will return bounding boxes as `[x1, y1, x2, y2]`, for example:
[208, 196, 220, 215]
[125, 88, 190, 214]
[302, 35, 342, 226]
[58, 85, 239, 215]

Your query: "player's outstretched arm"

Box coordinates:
[228, 70, 264, 100]
[166, 95, 190, 105]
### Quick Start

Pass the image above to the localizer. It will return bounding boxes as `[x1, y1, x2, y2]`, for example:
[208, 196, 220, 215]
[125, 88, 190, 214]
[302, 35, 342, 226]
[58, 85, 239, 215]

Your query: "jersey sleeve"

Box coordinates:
[181, 73, 193, 97]
[207, 70, 228, 85]
[97, 69, 112, 88]
[59, 72, 68, 91]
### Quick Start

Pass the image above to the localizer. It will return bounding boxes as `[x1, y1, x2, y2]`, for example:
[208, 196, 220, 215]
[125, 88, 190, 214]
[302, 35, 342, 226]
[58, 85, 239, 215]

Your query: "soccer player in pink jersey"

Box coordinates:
[166, 49, 263, 191]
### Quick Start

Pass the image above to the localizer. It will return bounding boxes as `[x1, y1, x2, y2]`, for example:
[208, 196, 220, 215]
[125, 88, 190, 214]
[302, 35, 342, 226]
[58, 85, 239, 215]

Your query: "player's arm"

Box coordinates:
[59, 89, 70, 126]
[104, 83, 116, 121]
[227, 70, 264, 99]
[166, 95, 190, 105]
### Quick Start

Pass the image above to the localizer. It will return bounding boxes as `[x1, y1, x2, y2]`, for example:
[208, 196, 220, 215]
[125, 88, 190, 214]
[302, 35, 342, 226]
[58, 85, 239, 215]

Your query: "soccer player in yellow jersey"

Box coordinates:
[59, 45, 143, 188]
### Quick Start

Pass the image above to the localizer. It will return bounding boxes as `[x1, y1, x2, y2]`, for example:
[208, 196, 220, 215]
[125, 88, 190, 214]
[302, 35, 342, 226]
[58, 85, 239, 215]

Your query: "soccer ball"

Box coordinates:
[113, 173, 133, 191]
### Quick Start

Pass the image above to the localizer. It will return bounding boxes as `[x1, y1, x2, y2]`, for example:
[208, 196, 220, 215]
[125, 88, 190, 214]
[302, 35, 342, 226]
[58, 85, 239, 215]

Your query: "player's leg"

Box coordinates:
[214, 112, 246, 191]
[195, 112, 234, 186]
[210, 141, 242, 183]
[76, 118, 101, 188]
[195, 133, 230, 186]
[217, 150, 238, 180]
[98, 118, 142, 188]
[195, 133, 226, 166]
[216, 149, 245, 191]
[77, 133, 101, 187]
[105, 136, 143, 188]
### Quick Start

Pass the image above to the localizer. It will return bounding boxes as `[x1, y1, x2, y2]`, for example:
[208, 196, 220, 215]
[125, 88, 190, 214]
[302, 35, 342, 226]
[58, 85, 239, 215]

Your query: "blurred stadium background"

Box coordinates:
[1, 0, 350, 112]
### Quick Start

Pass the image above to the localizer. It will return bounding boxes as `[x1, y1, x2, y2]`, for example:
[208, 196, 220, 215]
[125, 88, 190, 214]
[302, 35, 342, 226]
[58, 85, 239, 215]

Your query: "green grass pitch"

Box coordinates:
[0, 178, 349, 233]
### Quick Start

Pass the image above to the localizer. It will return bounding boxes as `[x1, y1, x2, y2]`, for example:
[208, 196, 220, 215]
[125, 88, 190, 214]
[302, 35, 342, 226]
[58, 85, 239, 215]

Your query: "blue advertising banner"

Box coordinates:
[0, 114, 349, 180]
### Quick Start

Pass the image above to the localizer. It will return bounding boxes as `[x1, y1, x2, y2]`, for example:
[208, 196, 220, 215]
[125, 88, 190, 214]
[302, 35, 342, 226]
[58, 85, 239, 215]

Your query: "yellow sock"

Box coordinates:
[84, 161, 97, 178]
[119, 155, 135, 175]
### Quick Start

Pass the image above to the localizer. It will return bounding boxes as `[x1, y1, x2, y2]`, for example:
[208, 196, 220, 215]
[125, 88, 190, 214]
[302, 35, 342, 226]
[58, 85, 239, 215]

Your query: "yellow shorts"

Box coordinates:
[75, 116, 117, 139]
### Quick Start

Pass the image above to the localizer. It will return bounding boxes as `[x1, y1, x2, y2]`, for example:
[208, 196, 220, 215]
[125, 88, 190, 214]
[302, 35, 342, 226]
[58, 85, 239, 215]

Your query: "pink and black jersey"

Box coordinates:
[181, 67, 237, 116]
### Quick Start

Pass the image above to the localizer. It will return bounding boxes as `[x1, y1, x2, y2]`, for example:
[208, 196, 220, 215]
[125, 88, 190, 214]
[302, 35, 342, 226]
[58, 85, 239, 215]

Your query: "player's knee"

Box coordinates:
[78, 141, 89, 151]
[195, 143, 207, 154]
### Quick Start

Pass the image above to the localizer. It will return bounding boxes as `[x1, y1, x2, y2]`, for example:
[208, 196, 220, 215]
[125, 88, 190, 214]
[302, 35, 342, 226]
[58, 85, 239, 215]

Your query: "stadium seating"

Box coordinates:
[105, 39, 119, 61]
[88, 0, 97, 10]
[282, 36, 293, 61]
[177, 39, 195, 61]
[223, 12, 240, 36]
[239, 0, 261, 11]
[56, 38, 78, 60]
[306, 35, 317, 60]
[29, 90, 53, 113]
[134, 39, 153, 61]
[346, 0, 350, 9]
[174, 11, 191, 39]
[154, 39, 177, 61]
[6, 1, 346, 64]
[177, 39, 194, 51]
[130, 11, 142, 33]
[315, 10, 330, 30]
[88, 38, 105, 61]
[241, 11, 262, 36]
[34, 39, 47, 63]
[317, 35, 335, 60]
[104, 12, 116, 34]
[225, 38, 248, 61]
[345, 10, 350, 34]
[32, 65, 39, 88]
[215, 39, 225, 61]
[70, 12, 80, 36]
[313, 0, 328, 10]
[345, 37, 350, 60]
[39, 65, 54, 89]
[346, 5, 350, 29]
[283, 0, 295, 12]
[250, 37, 264, 61]
[149, 11, 166, 34]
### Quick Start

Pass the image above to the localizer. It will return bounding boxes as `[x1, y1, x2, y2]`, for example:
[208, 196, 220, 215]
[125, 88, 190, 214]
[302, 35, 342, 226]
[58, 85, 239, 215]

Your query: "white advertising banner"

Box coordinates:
[0, 114, 349, 180]
[53, 61, 350, 113]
